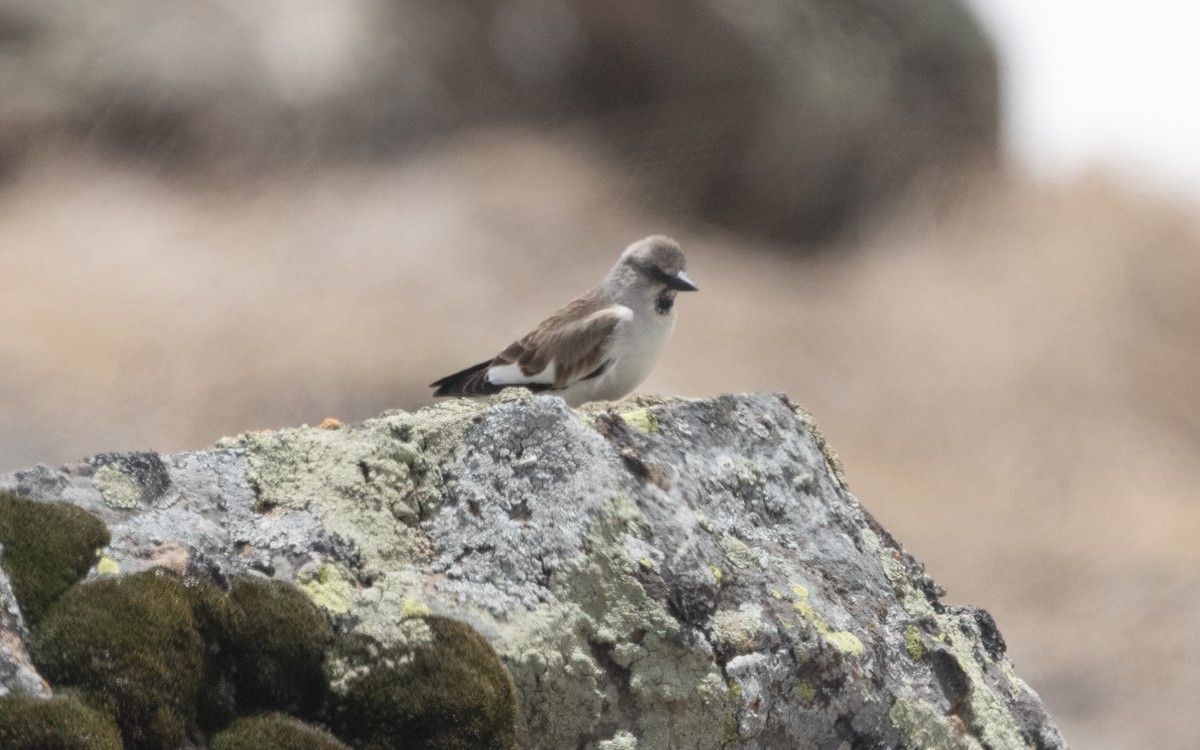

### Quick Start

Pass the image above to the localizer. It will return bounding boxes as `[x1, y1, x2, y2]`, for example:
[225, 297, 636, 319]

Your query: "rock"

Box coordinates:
[0, 554, 49, 699]
[545, 0, 1001, 242]
[0, 393, 1064, 748]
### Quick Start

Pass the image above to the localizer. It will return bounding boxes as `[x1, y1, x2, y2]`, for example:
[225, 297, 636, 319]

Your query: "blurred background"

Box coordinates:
[1, 1, 1198, 747]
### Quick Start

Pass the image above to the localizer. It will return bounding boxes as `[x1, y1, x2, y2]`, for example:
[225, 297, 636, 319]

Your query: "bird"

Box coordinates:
[430, 235, 698, 407]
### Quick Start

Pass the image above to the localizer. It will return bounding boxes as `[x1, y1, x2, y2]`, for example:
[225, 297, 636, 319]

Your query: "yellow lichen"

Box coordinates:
[796, 681, 816, 703]
[791, 585, 863, 655]
[791, 586, 818, 622]
[906, 624, 926, 660]
[91, 464, 141, 509]
[297, 564, 350, 615]
[96, 556, 121, 576]
[719, 534, 764, 570]
[401, 598, 432, 619]
[824, 630, 865, 656]
[617, 408, 659, 432]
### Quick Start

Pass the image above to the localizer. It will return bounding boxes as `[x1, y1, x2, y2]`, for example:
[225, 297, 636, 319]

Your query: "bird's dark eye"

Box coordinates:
[645, 266, 675, 286]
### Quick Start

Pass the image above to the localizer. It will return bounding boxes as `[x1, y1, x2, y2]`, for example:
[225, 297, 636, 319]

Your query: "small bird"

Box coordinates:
[431, 235, 698, 407]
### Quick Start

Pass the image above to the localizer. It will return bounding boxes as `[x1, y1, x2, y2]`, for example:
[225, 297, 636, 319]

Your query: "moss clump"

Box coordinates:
[0, 693, 123, 750]
[210, 713, 350, 750]
[333, 615, 519, 750]
[183, 578, 240, 731]
[0, 491, 110, 626]
[28, 569, 205, 750]
[227, 575, 334, 715]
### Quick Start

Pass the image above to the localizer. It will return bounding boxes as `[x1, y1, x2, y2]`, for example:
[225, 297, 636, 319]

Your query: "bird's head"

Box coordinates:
[614, 236, 699, 301]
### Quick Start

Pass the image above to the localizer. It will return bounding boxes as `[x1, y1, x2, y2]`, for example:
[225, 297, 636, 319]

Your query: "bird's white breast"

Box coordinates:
[560, 306, 676, 406]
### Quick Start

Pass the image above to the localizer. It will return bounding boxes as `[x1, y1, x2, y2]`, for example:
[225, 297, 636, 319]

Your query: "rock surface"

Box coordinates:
[0, 393, 1064, 749]
[0, 546, 48, 699]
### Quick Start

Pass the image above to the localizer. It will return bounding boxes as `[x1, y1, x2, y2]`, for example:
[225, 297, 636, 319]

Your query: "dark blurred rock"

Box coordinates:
[0, 0, 997, 241]
[538, 0, 1001, 242]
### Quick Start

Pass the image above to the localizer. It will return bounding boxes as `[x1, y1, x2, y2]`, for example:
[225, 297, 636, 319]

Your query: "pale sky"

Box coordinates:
[966, 0, 1200, 202]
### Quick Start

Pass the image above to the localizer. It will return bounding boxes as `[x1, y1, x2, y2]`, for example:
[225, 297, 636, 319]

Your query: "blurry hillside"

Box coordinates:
[0, 0, 996, 241]
[2, 3, 1199, 750]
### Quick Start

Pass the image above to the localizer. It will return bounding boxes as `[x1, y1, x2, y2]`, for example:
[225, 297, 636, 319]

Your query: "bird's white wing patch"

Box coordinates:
[488, 360, 556, 386]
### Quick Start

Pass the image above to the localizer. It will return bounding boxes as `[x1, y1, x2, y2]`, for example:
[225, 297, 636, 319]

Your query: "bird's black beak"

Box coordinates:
[668, 271, 699, 292]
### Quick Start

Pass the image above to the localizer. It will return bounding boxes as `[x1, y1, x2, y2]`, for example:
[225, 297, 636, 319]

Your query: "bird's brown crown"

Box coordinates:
[621, 235, 686, 277]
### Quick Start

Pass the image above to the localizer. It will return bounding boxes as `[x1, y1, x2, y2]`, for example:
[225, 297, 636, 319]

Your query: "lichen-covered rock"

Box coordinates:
[0, 393, 1065, 748]
[0, 558, 48, 699]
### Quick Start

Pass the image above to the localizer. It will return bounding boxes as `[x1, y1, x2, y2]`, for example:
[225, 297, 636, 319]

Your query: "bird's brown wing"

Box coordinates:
[491, 298, 629, 389]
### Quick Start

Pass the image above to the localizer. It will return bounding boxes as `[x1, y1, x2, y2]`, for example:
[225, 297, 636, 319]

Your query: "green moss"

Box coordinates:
[210, 713, 349, 750]
[28, 569, 205, 750]
[227, 575, 335, 716]
[0, 491, 110, 626]
[0, 693, 123, 750]
[332, 615, 519, 750]
[182, 579, 240, 731]
[722, 680, 745, 743]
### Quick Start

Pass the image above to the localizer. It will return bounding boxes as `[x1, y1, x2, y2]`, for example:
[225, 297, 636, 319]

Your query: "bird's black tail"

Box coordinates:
[430, 360, 502, 397]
